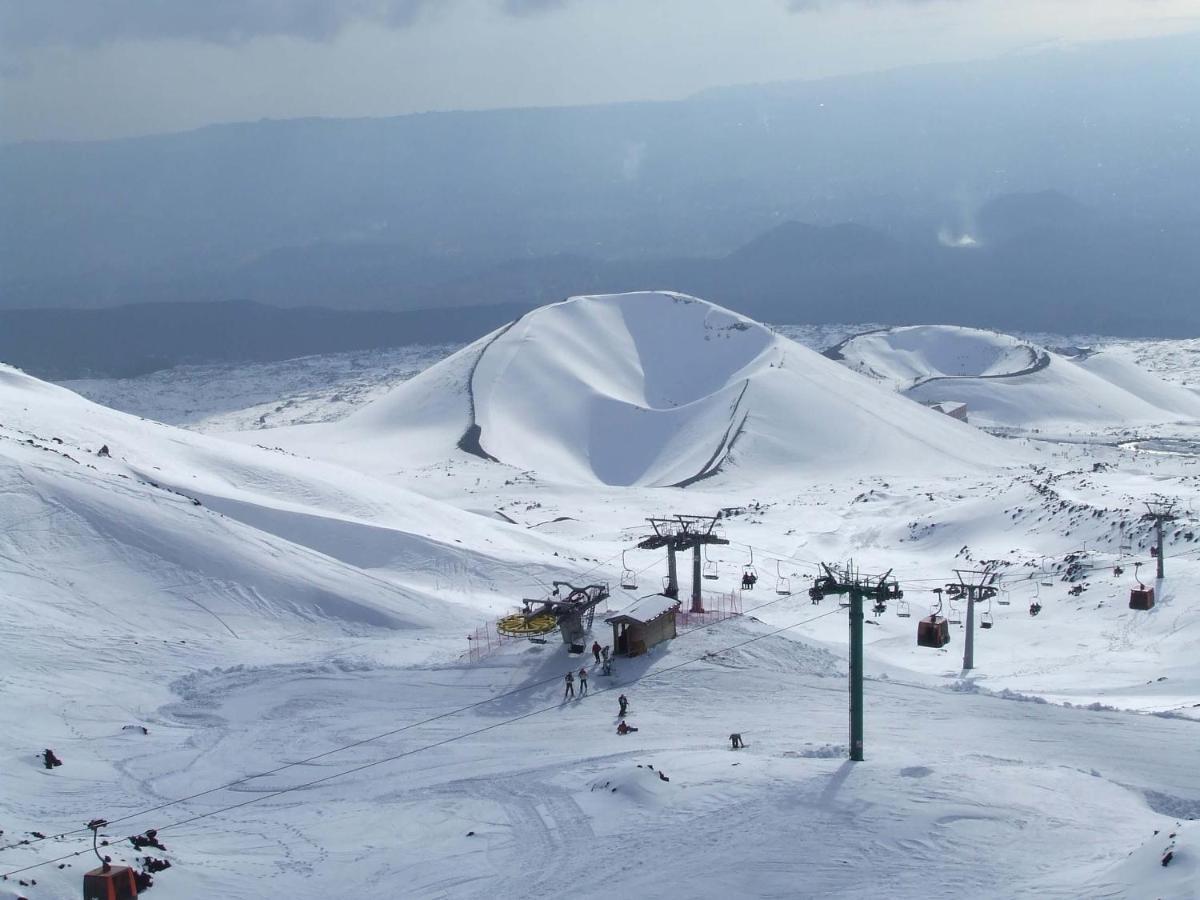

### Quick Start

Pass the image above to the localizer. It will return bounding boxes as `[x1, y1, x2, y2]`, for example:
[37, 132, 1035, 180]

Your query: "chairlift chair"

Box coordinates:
[774, 560, 791, 595]
[980, 599, 994, 630]
[741, 547, 758, 590]
[702, 545, 719, 580]
[895, 598, 911, 618]
[947, 596, 963, 625]
[619, 551, 638, 591]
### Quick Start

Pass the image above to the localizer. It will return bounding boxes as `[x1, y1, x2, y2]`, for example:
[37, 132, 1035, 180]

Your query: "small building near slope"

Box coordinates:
[606, 594, 681, 657]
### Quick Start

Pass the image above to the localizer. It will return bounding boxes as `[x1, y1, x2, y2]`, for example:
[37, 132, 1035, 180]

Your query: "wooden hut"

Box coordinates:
[606, 595, 681, 657]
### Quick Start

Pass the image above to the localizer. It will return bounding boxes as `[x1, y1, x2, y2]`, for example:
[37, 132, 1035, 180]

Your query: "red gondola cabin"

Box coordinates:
[1129, 586, 1155, 610]
[917, 615, 951, 648]
[83, 864, 137, 900]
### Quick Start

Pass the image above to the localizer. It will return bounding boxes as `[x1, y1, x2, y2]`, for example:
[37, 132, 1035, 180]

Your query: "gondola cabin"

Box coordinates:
[917, 615, 951, 648]
[83, 865, 138, 900]
[1129, 586, 1155, 610]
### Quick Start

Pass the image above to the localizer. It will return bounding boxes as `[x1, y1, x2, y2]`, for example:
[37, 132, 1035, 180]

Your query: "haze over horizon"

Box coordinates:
[2, 0, 1198, 143]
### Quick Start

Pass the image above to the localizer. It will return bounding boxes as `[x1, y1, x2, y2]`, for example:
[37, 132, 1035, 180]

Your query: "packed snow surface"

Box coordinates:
[4, 296, 1200, 900]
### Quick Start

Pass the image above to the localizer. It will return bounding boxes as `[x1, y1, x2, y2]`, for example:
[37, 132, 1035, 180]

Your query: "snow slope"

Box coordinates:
[0, 362, 576, 628]
[266, 293, 1010, 486]
[5, 315, 1200, 900]
[836, 325, 1200, 431]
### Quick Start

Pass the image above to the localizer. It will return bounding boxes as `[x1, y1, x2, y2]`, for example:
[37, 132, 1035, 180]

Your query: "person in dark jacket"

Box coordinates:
[618, 694, 628, 717]
[592, 641, 602, 664]
[563, 671, 575, 700]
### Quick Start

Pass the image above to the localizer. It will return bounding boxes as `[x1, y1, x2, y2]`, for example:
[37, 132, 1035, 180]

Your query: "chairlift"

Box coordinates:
[917, 594, 950, 648]
[702, 545, 720, 581]
[1129, 561, 1155, 610]
[774, 559, 791, 595]
[809, 571, 836, 604]
[997, 589, 1011, 607]
[947, 596, 963, 625]
[895, 598, 911, 618]
[980, 598, 994, 630]
[741, 547, 758, 590]
[1029, 601, 1042, 617]
[619, 551, 638, 591]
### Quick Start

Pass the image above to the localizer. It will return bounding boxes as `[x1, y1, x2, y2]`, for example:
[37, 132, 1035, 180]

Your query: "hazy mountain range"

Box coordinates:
[2, 32, 1199, 376]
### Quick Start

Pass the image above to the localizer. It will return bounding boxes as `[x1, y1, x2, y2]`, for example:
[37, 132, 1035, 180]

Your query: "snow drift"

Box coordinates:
[286, 292, 1007, 486]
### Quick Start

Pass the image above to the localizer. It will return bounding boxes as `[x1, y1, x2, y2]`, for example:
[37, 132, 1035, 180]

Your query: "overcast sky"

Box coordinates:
[1, 0, 1197, 143]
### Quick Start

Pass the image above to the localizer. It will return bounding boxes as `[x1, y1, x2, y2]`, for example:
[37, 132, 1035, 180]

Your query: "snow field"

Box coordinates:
[3, 294, 1200, 898]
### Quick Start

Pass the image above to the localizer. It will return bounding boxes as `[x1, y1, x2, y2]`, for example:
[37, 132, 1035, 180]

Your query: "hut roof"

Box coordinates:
[605, 594, 681, 626]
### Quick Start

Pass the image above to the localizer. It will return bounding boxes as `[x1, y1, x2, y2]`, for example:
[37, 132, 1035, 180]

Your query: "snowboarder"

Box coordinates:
[578, 666, 589, 697]
[618, 693, 628, 717]
[730, 733, 744, 750]
[617, 721, 639, 735]
[592, 641, 602, 664]
[564, 671, 575, 700]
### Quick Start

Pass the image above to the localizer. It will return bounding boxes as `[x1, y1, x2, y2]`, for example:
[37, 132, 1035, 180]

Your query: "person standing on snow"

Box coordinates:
[564, 671, 575, 700]
[578, 666, 589, 697]
[592, 641, 602, 664]
[618, 693, 628, 717]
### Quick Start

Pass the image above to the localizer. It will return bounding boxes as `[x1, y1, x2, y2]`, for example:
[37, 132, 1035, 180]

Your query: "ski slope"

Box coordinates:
[3, 298, 1200, 900]
[836, 325, 1200, 432]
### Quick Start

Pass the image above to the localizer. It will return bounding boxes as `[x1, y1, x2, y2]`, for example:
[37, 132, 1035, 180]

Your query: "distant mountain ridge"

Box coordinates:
[2, 31, 1199, 333]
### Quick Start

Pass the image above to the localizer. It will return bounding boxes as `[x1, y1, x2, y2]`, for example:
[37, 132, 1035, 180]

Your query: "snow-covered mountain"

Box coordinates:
[267, 293, 1008, 486]
[4, 303, 1200, 900]
[835, 324, 1200, 430]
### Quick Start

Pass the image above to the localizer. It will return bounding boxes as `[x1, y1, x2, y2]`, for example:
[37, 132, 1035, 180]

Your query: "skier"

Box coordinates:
[617, 720, 639, 735]
[592, 641, 602, 664]
[578, 666, 589, 697]
[563, 671, 575, 700]
[618, 693, 628, 717]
